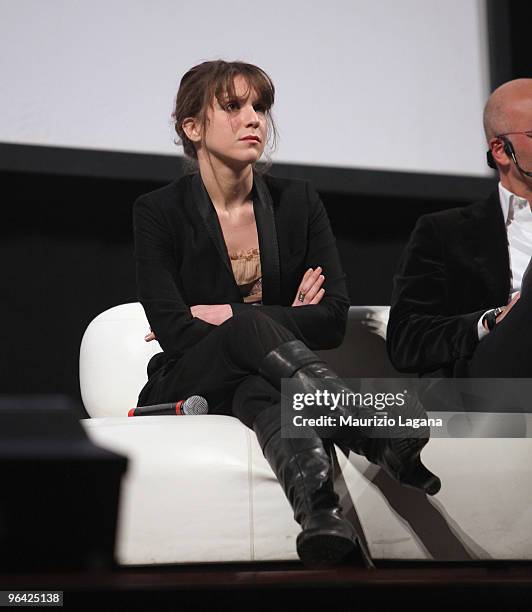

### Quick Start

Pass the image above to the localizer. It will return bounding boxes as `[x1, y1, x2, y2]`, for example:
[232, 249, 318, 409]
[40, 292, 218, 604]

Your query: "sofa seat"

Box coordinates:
[80, 304, 532, 565]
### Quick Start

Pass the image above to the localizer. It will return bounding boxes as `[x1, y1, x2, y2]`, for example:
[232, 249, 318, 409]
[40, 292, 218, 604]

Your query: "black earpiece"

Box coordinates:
[502, 137, 516, 161]
[486, 137, 518, 169]
[486, 136, 532, 177]
[486, 150, 496, 169]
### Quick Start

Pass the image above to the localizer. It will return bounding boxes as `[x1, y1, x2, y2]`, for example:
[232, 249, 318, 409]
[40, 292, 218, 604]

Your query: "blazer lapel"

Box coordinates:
[191, 172, 234, 278]
[191, 171, 281, 305]
[461, 191, 511, 303]
[253, 173, 281, 304]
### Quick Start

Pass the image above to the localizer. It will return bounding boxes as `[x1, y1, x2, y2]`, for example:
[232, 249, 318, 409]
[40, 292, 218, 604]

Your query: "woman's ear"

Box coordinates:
[182, 117, 202, 143]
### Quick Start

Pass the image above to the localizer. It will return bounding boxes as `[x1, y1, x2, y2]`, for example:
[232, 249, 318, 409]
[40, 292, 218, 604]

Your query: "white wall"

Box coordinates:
[0, 0, 491, 176]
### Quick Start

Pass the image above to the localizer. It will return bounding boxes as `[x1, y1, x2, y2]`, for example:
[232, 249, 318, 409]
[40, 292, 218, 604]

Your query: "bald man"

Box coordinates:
[387, 79, 532, 377]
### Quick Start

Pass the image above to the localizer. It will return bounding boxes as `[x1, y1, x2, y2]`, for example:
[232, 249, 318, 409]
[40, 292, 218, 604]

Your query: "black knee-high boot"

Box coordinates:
[252, 404, 365, 568]
[259, 340, 441, 496]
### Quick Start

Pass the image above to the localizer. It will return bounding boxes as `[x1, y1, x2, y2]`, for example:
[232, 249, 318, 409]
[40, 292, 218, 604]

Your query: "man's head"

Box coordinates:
[483, 79, 532, 192]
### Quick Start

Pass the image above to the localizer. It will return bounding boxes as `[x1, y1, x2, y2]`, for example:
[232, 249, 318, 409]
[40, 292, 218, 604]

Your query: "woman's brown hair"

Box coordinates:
[172, 60, 277, 162]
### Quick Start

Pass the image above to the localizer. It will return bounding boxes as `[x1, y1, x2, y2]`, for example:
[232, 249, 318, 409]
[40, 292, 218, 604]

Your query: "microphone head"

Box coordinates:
[182, 395, 209, 415]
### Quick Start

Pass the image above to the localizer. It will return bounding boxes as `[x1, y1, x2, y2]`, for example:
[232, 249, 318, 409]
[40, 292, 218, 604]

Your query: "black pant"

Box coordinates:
[141, 310, 293, 429]
[469, 263, 532, 377]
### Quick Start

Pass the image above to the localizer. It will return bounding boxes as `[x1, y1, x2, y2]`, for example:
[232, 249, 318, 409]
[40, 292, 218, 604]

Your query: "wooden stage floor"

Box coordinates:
[1, 560, 532, 610]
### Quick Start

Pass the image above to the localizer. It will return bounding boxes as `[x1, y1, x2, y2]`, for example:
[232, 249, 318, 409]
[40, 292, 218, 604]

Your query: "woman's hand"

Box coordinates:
[144, 304, 233, 341]
[190, 304, 233, 325]
[143, 268, 325, 339]
[292, 267, 325, 306]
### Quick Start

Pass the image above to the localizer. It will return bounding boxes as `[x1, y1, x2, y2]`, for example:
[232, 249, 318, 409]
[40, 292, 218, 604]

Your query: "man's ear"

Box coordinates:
[490, 138, 510, 168]
[182, 117, 202, 143]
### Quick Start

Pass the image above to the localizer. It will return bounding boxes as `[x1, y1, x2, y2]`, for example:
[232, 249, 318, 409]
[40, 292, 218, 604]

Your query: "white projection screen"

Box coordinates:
[0, 0, 491, 176]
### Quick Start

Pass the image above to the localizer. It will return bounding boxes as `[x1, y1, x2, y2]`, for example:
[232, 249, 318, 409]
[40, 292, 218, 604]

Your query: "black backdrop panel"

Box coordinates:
[2, 168, 495, 412]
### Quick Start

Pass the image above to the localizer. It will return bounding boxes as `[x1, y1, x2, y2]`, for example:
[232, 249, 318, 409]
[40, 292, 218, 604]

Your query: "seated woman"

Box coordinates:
[134, 59, 439, 568]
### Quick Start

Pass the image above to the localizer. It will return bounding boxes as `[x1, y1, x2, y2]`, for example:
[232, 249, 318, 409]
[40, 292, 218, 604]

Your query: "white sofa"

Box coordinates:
[80, 303, 532, 565]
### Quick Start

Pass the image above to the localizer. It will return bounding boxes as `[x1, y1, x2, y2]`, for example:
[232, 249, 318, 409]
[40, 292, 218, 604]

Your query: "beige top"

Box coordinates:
[218, 203, 262, 304]
[229, 248, 262, 304]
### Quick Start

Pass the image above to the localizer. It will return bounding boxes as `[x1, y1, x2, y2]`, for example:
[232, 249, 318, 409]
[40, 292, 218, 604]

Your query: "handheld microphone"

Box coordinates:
[128, 395, 208, 417]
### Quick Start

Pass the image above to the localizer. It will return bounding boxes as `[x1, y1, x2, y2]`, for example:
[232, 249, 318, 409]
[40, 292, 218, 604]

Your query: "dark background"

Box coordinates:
[2, 0, 530, 416]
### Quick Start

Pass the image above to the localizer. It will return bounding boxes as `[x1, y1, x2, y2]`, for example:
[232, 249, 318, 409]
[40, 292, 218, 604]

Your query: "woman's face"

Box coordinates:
[201, 74, 268, 168]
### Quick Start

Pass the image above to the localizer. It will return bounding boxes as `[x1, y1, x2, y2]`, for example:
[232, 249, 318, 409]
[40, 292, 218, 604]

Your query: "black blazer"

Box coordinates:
[387, 191, 511, 376]
[133, 172, 349, 367]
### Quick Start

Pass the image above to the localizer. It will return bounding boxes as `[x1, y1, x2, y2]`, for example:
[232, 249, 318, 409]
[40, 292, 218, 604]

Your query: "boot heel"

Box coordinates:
[403, 458, 441, 496]
[376, 438, 441, 495]
[295, 510, 364, 568]
[296, 529, 361, 569]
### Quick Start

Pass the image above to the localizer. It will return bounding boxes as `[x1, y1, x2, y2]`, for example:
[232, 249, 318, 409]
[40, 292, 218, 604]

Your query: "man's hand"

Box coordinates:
[482, 292, 521, 332]
[497, 292, 521, 324]
[292, 267, 325, 306]
[190, 304, 233, 325]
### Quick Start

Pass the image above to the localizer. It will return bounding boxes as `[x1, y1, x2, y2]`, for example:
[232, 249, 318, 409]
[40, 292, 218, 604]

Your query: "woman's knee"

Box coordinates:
[233, 374, 279, 405]
[227, 309, 293, 343]
[232, 374, 280, 429]
[219, 309, 295, 371]
[228, 308, 272, 329]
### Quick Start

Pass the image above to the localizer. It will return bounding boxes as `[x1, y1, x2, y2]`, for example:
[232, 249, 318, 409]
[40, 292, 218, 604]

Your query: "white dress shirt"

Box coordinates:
[477, 183, 532, 339]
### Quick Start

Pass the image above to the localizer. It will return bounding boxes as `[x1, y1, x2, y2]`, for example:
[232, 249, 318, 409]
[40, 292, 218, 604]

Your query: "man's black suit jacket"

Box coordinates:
[133, 171, 349, 369]
[387, 191, 511, 377]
